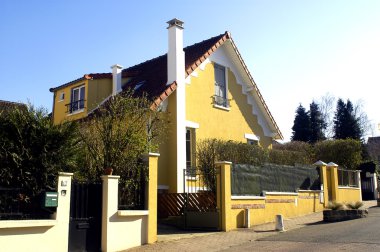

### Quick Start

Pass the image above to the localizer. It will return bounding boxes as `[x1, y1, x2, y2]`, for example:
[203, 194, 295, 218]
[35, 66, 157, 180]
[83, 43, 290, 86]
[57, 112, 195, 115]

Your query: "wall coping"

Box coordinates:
[265, 192, 298, 196]
[101, 175, 120, 180]
[231, 195, 266, 200]
[215, 161, 232, 165]
[117, 210, 149, 216]
[338, 186, 360, 190]
[0, 219, 57, 229]
[58, 172, 73, 176]
[298, 190, 321, 193]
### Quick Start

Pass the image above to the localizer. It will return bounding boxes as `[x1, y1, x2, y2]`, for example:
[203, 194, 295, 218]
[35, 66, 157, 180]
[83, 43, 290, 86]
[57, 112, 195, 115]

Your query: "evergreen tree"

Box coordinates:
[309, 101, 326, 143]
[291, 104, 311, 142]
[333, 99, 362, 140]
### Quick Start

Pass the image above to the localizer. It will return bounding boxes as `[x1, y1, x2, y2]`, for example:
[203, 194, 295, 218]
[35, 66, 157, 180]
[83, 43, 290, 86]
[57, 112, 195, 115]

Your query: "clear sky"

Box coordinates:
[1, 0, 379, 141]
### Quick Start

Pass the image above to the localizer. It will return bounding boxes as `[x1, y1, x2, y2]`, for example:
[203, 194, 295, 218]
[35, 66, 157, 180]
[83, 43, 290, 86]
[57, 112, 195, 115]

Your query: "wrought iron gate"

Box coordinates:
[183, 168, 220, 230]
[68, 181, 102, 252]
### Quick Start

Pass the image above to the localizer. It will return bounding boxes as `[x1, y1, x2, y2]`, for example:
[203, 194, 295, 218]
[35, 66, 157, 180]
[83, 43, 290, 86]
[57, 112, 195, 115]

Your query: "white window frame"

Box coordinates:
[245, 133, 260, 145]
[69, 85, 85, 114]
[213, 63, 229, 109]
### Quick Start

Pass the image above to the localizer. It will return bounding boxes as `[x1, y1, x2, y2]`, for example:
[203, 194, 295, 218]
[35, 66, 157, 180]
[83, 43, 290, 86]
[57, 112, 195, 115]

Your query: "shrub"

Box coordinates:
[346, 201, 364, 210]
[327, 201, 345, 210]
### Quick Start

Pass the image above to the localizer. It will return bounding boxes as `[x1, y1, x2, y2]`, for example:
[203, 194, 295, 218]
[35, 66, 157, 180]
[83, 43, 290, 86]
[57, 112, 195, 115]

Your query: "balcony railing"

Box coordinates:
[65, 99, 85, 114]
[213, 95, 230, 108]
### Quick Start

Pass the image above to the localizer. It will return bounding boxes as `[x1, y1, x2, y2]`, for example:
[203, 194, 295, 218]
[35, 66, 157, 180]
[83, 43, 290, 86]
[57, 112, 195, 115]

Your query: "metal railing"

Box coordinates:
[213, 95, 230, 108]
[0, 187, 52, 220]
[65, 99, 85, 113]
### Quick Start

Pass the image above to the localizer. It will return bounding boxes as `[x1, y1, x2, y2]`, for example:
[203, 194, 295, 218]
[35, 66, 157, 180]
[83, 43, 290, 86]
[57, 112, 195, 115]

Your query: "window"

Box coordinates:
[67, 85, 85, 113]
[214, 63, 229, 108]
[58, 92, 65, 101]
[247, 139, 258, 145]
[186, 128, 196, 177]
[338, 169, 358, 187]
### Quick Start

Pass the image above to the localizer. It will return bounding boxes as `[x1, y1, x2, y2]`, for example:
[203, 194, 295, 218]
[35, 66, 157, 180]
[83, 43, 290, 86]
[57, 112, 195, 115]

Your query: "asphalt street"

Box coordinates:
[223, 206, 380, 251]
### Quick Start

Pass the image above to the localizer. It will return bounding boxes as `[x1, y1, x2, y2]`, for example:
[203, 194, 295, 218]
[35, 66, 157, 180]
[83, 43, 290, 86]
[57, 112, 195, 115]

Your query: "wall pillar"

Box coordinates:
[146, 153, 159, 244]
[314, 161, 328, 207]
[327, 163, 339, 202]
[216, 161, 232, 231]
[56, 172, 73, 252]
[101, 175, 120, 252]
[373, 173, 378, 200]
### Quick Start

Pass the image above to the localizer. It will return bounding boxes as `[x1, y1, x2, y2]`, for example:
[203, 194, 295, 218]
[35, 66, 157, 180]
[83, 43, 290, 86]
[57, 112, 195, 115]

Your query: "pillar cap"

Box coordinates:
[101, 175, 120, 180]
[58, 172, 74, 176]
[215, 161, 232, 165]
[327, 162, 338, 167]
[313, 160, 327, 166]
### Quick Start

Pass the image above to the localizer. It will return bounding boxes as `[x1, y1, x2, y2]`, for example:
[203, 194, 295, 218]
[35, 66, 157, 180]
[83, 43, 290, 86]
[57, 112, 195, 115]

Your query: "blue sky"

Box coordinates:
[1, 0, 379, 141]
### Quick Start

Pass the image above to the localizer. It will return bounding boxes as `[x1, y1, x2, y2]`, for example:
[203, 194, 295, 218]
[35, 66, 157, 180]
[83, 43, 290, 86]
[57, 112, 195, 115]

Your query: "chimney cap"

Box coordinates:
[111, 64, 123, 70]
[167, 18, 184, 29]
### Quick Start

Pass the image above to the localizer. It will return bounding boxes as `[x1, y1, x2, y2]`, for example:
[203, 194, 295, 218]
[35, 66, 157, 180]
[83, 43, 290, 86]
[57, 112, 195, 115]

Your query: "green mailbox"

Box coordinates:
[44, 192, 58, 207]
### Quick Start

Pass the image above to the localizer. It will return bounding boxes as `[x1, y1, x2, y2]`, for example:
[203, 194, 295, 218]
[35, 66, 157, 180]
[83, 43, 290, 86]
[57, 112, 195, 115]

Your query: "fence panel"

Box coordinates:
[231, 163, 321, 195]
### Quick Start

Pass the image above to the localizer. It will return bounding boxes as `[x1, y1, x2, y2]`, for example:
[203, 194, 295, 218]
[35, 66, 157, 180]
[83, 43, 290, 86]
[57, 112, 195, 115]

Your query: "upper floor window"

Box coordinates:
[213, 63, 229, 108]
[67, 85, 85, 113]
[58, 92, 65, 102]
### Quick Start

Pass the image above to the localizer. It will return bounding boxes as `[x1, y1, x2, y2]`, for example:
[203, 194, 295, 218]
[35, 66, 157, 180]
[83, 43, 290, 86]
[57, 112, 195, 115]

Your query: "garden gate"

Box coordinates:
[68, 181, 102, 252]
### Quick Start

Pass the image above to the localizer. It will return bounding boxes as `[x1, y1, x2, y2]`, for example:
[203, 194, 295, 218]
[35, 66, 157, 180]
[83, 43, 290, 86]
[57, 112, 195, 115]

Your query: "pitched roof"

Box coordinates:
[49, 32, 283, 139]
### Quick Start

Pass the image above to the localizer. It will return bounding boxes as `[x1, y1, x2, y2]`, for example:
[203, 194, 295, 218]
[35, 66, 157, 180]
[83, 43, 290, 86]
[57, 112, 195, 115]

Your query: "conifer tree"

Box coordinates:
[291, 104, 311, 142]
[333, 99, 362, 140]
[309, 101, 326, 143]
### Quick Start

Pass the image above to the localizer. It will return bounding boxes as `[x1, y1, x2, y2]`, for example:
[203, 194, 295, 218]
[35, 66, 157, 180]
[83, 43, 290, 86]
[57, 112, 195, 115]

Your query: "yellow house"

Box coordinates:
[50, 18, 283, 193]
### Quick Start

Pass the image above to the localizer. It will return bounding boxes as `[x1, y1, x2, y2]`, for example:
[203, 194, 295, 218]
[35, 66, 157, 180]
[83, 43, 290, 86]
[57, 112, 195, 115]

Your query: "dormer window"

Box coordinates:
[66, 85, 85, 114]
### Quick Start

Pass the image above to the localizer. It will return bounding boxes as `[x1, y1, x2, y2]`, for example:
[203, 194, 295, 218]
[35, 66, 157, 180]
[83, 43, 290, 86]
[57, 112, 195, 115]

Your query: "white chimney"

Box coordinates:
[111, 64, 123, 95]
[167, 18, 185, 85]
[167, 18, 186, 193]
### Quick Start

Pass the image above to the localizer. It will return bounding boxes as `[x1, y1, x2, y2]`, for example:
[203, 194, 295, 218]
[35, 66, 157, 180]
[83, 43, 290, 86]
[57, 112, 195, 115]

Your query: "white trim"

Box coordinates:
[148, 152, 160, 157]
[185, 120, 200, 129]
[208, 44, 277, 138]
[213, 104, 231, 111]
[67, 108, 84, 116]
[158, 185, 169, 190]
[0, 220, 57, 229]
[117, 210, 149, 216]
[186, 176, 198, 181]
[231, 195, 266, 200]
[265, 192, 298, 196]
[338, 186, 360, 190]
[244, 133, 260, 141]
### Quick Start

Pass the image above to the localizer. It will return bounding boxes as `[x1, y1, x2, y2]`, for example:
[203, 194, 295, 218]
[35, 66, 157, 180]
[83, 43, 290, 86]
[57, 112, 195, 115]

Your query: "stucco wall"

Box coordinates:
[337, 187, 362, 202]
[0, 173, 73, 252]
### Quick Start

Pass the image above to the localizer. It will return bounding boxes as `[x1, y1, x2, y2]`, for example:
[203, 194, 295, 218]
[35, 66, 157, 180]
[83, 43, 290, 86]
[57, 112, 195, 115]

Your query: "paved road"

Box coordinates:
[223, 206, 380, 251]
[128, 201, 378, 252]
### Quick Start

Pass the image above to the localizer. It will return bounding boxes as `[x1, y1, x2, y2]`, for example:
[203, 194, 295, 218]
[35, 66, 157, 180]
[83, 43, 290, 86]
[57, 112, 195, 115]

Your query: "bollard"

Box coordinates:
[275, 214, 285, 231]
[245, 208, 250, 228]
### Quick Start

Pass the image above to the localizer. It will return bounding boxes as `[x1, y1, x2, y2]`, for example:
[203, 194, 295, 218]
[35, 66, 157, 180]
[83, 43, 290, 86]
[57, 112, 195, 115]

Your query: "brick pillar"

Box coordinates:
[216, 161, 232, 231]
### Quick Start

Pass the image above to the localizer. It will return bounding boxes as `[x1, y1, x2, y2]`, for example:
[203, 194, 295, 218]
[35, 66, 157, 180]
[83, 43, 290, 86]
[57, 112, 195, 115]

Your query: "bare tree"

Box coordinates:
[353, 99, 373, 138]
[317, 93, 335, 139]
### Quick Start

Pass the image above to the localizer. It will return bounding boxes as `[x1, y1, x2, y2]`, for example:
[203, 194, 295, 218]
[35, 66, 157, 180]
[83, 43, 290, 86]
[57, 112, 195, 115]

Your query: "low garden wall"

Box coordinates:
[0, 173, 73, 252]
[229, 190, 324, 228]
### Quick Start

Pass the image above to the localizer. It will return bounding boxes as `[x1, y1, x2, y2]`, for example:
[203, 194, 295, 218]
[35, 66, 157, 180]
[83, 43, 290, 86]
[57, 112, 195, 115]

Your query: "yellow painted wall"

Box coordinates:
[157, 93, 178, 192]
[52, 80, 88, 124]
[228, 192, 324, 229]
[87, 79, 112, 112]
[186, 62, 272, 148]
[337, 187, 361, 203]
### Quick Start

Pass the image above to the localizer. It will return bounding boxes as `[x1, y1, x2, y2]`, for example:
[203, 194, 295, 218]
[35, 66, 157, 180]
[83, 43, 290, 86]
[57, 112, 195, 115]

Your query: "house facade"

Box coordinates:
[50, 19, 283, 193]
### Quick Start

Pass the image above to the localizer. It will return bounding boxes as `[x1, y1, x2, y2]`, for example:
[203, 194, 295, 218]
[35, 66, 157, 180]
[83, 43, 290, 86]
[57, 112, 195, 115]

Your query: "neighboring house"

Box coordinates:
[50, 19, 283, 193]
[367, 136, 380, 165]
[0, 100, 26, 114]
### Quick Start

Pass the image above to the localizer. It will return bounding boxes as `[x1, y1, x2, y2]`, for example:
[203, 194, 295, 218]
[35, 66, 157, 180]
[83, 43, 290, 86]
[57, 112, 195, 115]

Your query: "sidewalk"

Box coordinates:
[127, 200, 377, 252]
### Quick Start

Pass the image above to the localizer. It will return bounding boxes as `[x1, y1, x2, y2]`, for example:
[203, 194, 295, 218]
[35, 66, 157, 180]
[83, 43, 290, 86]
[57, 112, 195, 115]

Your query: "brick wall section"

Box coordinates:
[265, 199, 295, 203]
[231, 204, 265, 209]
